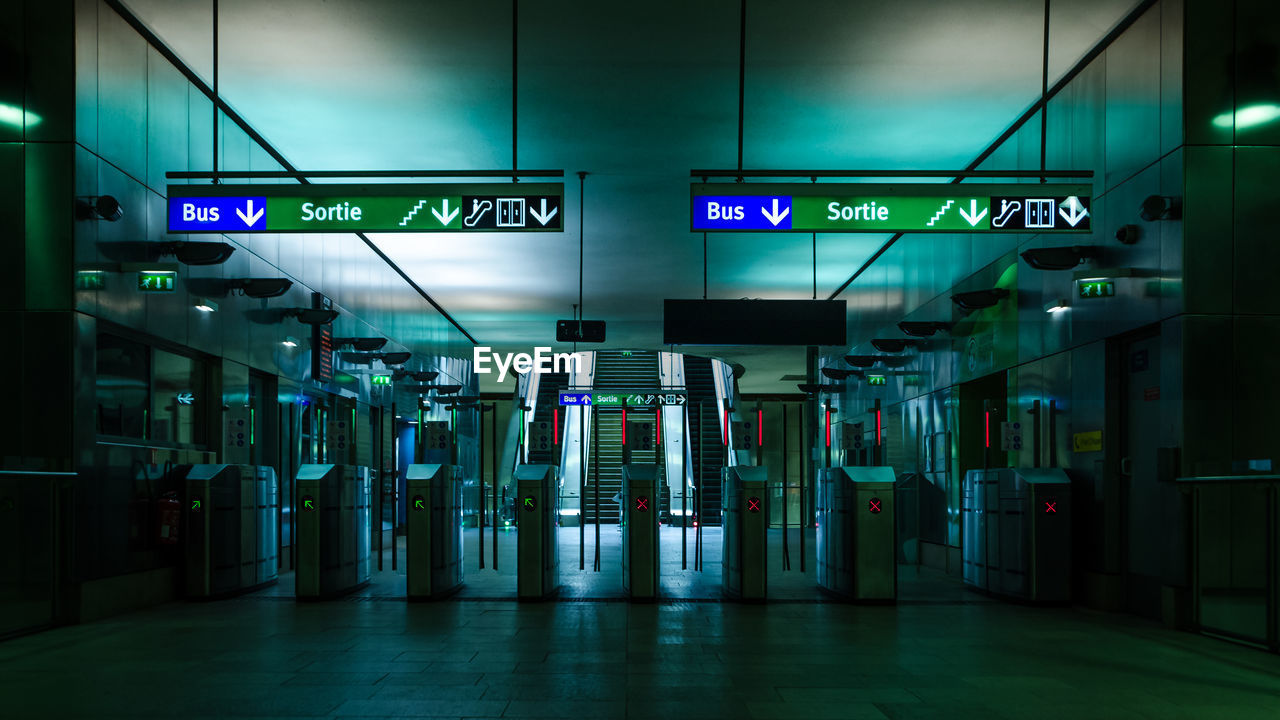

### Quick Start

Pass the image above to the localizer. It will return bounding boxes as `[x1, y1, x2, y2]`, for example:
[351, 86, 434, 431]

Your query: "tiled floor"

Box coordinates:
[3, 533, 1280, 718]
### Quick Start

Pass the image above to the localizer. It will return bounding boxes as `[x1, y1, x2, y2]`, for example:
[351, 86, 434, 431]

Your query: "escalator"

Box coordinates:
[684, 356, 724, 526]
[585, 350, 660, 524]
[528, 372, 570, 464]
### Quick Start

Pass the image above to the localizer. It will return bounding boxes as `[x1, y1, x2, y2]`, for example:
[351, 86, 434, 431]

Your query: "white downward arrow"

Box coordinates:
[958, 199, 988, 227]
[431, 198, 460, 225]
[529, 199, 558, 226]
[1058, 196, 1089, 227]
[235, 199, 264, 226]
[761, 198, 790, 226]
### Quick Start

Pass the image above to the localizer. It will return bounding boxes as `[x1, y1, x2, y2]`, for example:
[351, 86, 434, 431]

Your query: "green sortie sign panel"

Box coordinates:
[167, 183, 564, 233]
[691, 183, 1092, 233]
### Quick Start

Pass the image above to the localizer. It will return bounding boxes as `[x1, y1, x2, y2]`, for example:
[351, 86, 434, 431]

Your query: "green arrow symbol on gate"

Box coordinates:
[414, 498, 425, 509]
[191, 499, 201, 510]
[303, 499, 314, 510]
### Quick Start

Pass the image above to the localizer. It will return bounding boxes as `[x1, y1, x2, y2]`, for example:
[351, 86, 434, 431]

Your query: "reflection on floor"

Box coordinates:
[5, 559, 1280, 718]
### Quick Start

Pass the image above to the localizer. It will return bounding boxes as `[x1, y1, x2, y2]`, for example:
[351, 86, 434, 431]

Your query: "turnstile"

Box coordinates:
[962, 468, 1071, 602]
[295, 464, 371, 599]
[722, 466, 768, 601]
[516, 464, 559, 600]
[622, 464, 659, 599]
[185, 464, 279, 597]
[817, 466, 897, 602]
[406, 464, 463, 600]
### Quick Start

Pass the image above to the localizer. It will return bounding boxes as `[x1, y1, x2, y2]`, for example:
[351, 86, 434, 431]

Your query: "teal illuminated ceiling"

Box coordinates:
[126, 0, 1138, 392]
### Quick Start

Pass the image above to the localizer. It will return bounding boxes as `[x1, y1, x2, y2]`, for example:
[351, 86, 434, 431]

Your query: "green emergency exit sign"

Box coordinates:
[371, 375, 393, 386]
[867, 375, 887, 386]
[1077, 280, 1115, 298]
[137, 271, 176, 292]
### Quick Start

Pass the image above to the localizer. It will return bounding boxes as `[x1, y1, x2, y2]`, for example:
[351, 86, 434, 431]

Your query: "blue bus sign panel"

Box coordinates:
[559, 392, 593, 406]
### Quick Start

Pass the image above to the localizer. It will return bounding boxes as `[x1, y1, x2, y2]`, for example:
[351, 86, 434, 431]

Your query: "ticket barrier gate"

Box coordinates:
[722, 466, 768, 601]
[295, 464, 371, 599]
[817, 466, 897, 602]
[622, 464, 660, 600]
[185, 464, 279, 597]
[962, 468, 1071, 602]
[516, 464, 559, 600]
[406, 464, 463, 600]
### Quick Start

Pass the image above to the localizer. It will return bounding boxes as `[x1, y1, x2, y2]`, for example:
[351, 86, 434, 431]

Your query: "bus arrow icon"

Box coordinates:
[235, 199, 264, 226]
[761, 198, 790, 226]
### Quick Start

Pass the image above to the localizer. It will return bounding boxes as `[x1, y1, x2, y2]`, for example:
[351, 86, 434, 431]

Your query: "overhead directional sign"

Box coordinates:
[559, 392, 688, 407]
[167, 183, 564, 233]
[691, 183, 1092, 233]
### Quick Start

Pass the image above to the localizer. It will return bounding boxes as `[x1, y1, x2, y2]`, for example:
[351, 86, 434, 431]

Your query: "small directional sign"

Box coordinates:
[692, 183, 1092, 233]
[412, 495, 426, 511]
[523, 495, 537, 511]
[190, 498, 202, 512]
[561, 392, 687, 407]
[302, 495, 316, 511]
[747, 496, 762, 513]
[868, 497, 883, 514]
[634, 495, 650, 512]
[167, 183, 564, 233]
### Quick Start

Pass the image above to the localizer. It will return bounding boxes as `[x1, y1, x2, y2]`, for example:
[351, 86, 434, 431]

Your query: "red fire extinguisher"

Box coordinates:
[156, 490, 181, 545]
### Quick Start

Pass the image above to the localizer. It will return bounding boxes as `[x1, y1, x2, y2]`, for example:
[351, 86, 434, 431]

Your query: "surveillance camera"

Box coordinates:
[1140, 195, 1181, 222]
[76, 195, 124, 222]
[1115, 224, 1141, 244]
[229, 278, 294, 299]
[161, 241, 235, 266]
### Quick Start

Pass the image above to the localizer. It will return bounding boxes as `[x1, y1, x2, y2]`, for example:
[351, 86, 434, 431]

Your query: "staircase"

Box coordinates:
[528, 372, 570, 464]
[684, 356, 725, 526]
[585, 350, 660, 524]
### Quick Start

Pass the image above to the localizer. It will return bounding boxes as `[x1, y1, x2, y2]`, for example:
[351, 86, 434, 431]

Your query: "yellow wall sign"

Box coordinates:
[1073, 430, 1103, 453]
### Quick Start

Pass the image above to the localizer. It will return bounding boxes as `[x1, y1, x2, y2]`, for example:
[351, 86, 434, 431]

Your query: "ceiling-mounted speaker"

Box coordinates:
[556, 319, 606, 342]
[898, 321, 949, 337]
[951, 288, 1010, 311]
[1020, 245, 1100, 271]
[870, 338, 917, 353]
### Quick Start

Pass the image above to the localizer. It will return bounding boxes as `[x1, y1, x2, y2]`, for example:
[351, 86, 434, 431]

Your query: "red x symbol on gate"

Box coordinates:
[1044, 501, 1057, 514]
[747, 497, 761, 513]
[635, 496, 649, 512]
[868, 498, 882, 514]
